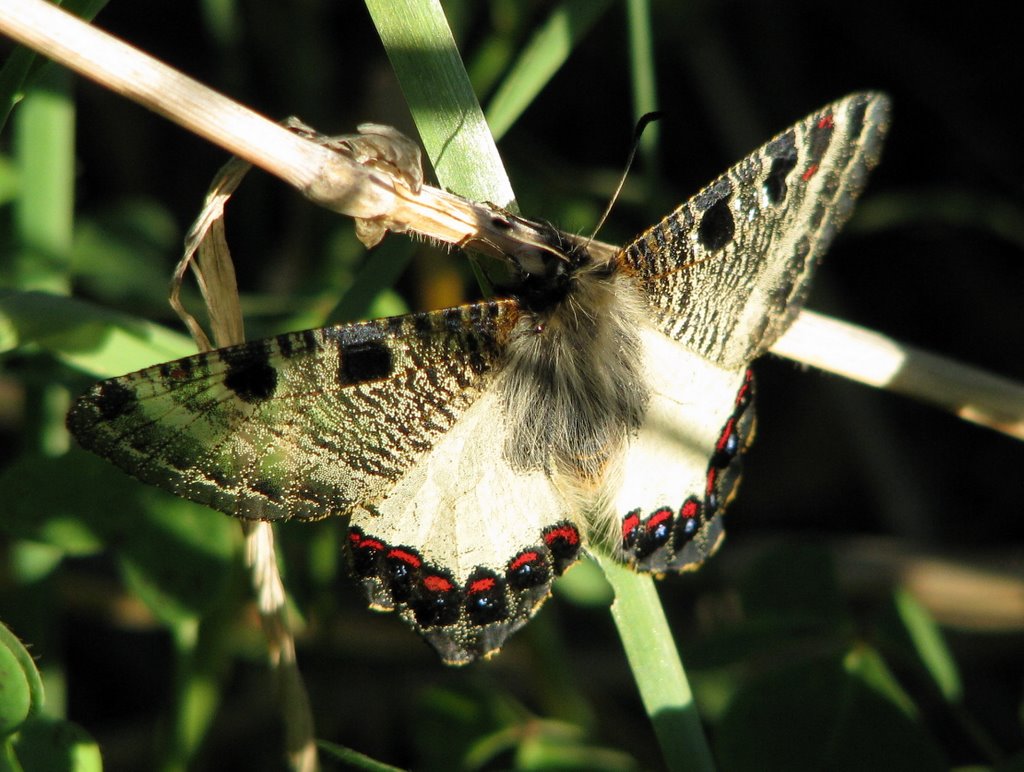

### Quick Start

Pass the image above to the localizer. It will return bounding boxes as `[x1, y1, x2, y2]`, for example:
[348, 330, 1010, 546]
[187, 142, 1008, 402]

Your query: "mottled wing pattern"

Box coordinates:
[620, 92, 890, 368]
[67, 301, 521, 523]
[610, 92, 889, 575]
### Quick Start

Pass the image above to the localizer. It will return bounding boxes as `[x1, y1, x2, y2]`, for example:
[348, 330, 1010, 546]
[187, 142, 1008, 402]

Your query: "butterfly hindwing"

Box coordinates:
[67, 300, 521, 523]
[613, 328, 754, 573]
[347, 380, 583, 663]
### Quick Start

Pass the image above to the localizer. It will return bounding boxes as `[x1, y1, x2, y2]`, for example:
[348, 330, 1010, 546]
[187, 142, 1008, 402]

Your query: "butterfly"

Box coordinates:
[67, 92, 890, 664]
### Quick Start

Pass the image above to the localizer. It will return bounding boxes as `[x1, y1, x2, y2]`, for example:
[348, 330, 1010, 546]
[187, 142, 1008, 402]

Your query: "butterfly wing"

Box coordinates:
[611, 92, 889, 572]
[620, 91, 890, 369]
[612, 327, 754, 573]
[68, 301, 517, 521]
[67, 93, 892, 660]
[68, 299, 583, 662]
[346, 380, 582, 663]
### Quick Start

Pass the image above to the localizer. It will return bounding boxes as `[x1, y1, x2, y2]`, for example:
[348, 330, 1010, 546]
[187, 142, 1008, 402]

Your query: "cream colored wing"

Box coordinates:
[348, 382, 581, 664]
[612, 326, 754, 573]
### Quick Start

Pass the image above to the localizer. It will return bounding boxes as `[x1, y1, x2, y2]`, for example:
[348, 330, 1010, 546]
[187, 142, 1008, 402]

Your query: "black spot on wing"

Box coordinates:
[413, 313, 434, 335]
[465, 569, 508, 626]
[221, 342, 278, 403]
[339, 341, 393, 385]
[159, 356, 195, 381]
[440, 307, 465, 334]
[764, 147, 798, 205]
[92, 380, 137, 421]
[698, 196, 735, 251]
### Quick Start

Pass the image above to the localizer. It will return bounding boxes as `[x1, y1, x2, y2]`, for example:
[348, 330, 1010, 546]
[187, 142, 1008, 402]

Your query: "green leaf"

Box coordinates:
[412, 683, 635, 771]
[0, 290, 194, 376]
[113, 489, 239, 627]
[70, 200, 180, 309]
[0, 451, 238, 624]
[0, 454, 105, 555]
[326, 236, 414, 325]
[891, 588, 962, 702]
[8, 716, 102, 772]
[0, 623, 39, 737]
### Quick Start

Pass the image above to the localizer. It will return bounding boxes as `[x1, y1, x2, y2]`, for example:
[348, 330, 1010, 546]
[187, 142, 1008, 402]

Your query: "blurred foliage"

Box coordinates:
[1, 0, 1023, 770]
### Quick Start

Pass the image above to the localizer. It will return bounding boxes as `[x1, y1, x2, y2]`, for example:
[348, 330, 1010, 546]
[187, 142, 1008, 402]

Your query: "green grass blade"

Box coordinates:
[11, 67, 75, 294]
[364, 0, 514, 207]
[318, 740, 406, 771]
[892, 589, 962, 702]
[0, 290, 195, 375]
[625, 0, 659, 165]
[594, 553, 715, 772]
[485, 0, 612, 141]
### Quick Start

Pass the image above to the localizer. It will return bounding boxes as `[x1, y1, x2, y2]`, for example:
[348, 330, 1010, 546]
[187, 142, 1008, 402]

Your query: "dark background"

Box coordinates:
[4, 0, 1023, 769]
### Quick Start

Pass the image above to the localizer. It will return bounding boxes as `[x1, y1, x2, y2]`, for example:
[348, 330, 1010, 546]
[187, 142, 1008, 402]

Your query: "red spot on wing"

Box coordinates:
[706, 467, 718, 498]
[818, 114, 835, 129]
[736, 370, 753, 408]
[422, 574, 454, 593]
[509, 551, 540, 572]
[545, 524, 580, 547]
[716, 417, 737, 453]
[647, 508, 673, 532]
[356, 537, 384, 551]
[801, 163, 819, 181]
[681, 498, 700, 520]
[622, 511, 641, 541]
[468, 577, 496, 594]
[387, 548, 422, 569]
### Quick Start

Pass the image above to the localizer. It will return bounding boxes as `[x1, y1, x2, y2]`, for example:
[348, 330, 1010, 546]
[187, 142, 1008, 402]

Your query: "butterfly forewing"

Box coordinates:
[620, 92, 890, 368]
[68, 298, 590, 663]
[67, 301, 520, 522]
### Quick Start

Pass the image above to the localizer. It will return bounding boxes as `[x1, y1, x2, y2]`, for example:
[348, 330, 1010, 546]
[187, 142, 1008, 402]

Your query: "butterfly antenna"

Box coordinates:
[589, 111, 664, 242]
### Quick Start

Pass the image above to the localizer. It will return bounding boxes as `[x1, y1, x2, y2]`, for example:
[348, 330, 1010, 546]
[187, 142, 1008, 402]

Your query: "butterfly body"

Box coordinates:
[68, 93, 890, 663]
